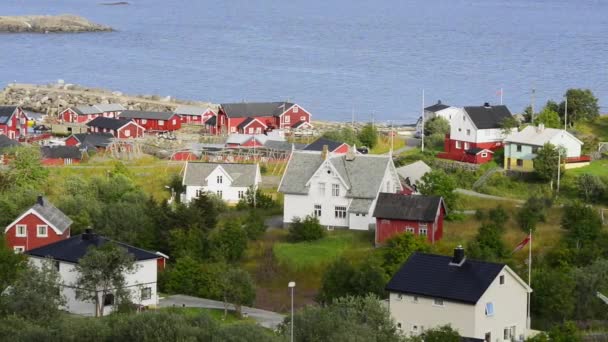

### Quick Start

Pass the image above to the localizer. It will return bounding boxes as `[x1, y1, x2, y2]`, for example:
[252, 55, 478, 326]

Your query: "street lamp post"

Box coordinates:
[288, 281, 296, 342]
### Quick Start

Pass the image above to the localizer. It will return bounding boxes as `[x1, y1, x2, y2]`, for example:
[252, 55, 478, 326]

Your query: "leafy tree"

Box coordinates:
[159, 256, 225, 300]
[560, 88, 600, 124]
[528, 321, 582, 342]
[417, 170, 457, 212]
[221, 268, 256, 318]
[236, 187, 277, 209]
[467, 223, 506, 262]
[186, 193, 219, 230]
[533, 143, 560, 182]
[0, 236, 26, 292]
[544, 100, 560, 113]
[576, 173, 605, 203]
[243, 210, 267, 240]
[409, 325, 460, 342]
[517, 196, 551, 233]
[288, 215, 325, 242]
[318, 257, 388, 304]
[572, 259, 608, 320]
[281, 295, 401, 342]
[0, 259, 65, 322]
[488, 205, 509, 230]
[6, 146, 49, 189]
[358, 123, 378, 149]
[167, 173, 185, 203]
[424, 117, 450, 136]
[533, 107, 561, 128]
[499, 115, 519, 137]
[522, 105, 534, 123]
[73, 243, 137, 317]
[530, 267, 576, 324]
[561, 201, 602, 249]
[382, 233, 430, 276]
[210, 220, 249, 262]
[168, 227, 209, 260]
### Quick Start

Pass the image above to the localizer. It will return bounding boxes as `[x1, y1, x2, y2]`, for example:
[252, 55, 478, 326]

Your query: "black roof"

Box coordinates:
[463, 104, 512, 129]
[220, 102, 293, 118]
[40, 146, 82, 159]
[119, 110, 175, 120]
[72, 133, 114, 149]
[0, 106, 18, 124]
[304, 137, 345, 152]
[386, 252, 505, 304]
[0, 134, 20, 149]
[373, 193, 445, 222]
[86, 117, 130, 130]
[424, 100, 450, 112]
[26, 232, 161, 264]
[237, 117, 257, 130]
[205, 115, 217, 126]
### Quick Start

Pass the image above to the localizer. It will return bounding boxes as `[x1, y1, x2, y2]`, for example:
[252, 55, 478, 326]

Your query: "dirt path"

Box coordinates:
[456, 188, 525, 204]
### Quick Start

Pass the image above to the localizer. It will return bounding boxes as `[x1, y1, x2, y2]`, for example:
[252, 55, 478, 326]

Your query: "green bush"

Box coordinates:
[287, 215, 325, 242]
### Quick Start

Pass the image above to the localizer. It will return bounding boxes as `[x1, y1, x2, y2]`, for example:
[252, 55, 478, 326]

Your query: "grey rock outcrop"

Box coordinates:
[0, 15, 113, 33]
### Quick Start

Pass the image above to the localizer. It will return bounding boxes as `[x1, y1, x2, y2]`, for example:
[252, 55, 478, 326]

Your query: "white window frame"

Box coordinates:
[499, 275, 505, 285]
[433, 298, 444, 307]
[217, 175, 223, 184]
[231, 126, 236, 133]
[141, 287, 152, 300]
[256, 127, 262, 134]
[64, 158, 73, 165]
[124, 130, 131, 137]
[158, 120, 164, 126]
[16, 224, 27, 237]
[466, 129, 471, 136]
[419, 224, 428, 236]
[216, 190, 223, 198]
[172, 119, 176, 125]
[293, 106, 299, 113]
[331, 184, 340, 197]
[238, 190, 244, 199]
[314, 204, 322, 217]
[334, 206, 347, 219]
[485, 302, 494, 317]
[284, 116, 290, 123]
[481, 152, 488, 158]
[13, 246, 25, 253]
[455, 141, 462, 149]
[405, 227, 415, 234]
[195, 189, 204, 198]
[300, 116, 306, 121]
[248, 127, 254, 134]
[318, 182, 326, 196]
[141, 119, 147, 124]
[464, 142, 470, 150]
[37, 225, 48, 237]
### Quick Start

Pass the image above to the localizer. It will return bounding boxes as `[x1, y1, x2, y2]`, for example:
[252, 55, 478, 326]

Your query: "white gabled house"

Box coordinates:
[278, 148, 401, 230]
[386, 247, 532, 341]
[25, 229, 166, 316]
[182, 162, 261, 204]
[416, 100, 460, 137]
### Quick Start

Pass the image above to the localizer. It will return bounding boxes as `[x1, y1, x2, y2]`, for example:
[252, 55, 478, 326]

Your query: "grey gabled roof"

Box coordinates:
[304, 137, 346, 152]
[396, 161, 431, 186]
[349, 198, 374, 214]
[119, 110, 175, 120]
[94, 103, 125, 112]
[27, 197, 72, 233]
[220, 102, 293, 118]
[463, 104, 512, 130]
[71, 133, 114, 149]
[40, 146, 82, 159]
[424, 100, 450, 112]
[72, 105, 100, 115]
[183, 162, 259, 187]
[373, 193, 445, 221]
[278, 152, 393, 199]
[174, 105, 213, 116]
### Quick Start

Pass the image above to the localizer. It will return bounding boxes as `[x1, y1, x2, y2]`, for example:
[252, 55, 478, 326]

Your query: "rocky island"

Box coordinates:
[0, 15, 113, 33]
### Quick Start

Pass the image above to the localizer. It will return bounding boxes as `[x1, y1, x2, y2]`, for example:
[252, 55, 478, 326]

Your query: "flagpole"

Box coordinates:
[421, 89, 425, 152]
[527, 229, 532, 330]
[500, 88, 503, 105]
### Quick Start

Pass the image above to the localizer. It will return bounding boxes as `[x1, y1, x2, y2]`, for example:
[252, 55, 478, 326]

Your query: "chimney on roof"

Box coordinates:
[484, 102, 491, 109]
[450, 245, 466, 266]
[82, 227, 96, 241]
[345, 144, 356, 161]
[537, 123, 545, 132]
[437, 100, 442, 105]
[321, 144, 329, 160]
[37, 195, 44, 206]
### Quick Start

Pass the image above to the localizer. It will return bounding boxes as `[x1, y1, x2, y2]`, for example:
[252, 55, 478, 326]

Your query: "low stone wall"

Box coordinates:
[430, 158, 481, 172]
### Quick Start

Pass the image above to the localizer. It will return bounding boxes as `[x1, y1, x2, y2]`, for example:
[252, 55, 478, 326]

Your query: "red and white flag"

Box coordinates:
[513, 234, 531, 253]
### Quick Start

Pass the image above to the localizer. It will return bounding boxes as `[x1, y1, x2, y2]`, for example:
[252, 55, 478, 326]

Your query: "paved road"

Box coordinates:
[159, 294, 285, 329]
[456, 188, 524, 204]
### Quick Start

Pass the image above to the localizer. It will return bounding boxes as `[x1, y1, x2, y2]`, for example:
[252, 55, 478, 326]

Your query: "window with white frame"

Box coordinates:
[300, 116, 306, 121]
[293, 106, 299, 113]
[125, 130, 131, 137]
[466, 129, 471, 136]
[455, 141, 462, 149]
[231, 126, 236, 133]
[405, 227, 415, 234]
[284, 116, 290, 123]
[433, 298, 444, 306]
[217, 175, 223, 184]
[141, 287, 152, 300]
[216, 190, 223, 198]
[13, 246, 25, 253]
[238, 190, 245, 199]
[499, 275, 505, 285]
[332, 184, 340, 197]
[16, 224, 26, 237]
[485, 302, 494, 316]
[142, 119, 147, 124]
[172, 119, 176, 125]
[334, 206, 347, 219]
[318, 182, 326, 195]
[195, 189, 204, 197]
[314, 204, 322, 217]
[37, 225, 48, 237]
[159, 120, 165, 126]
[248, 127, 254, 134]
[256, 127, 262, 134]
[481, 152, 487, 158]
[64, 158, 73, 165]
[419, 224, 428, 236]
[464, 142, 470, 150]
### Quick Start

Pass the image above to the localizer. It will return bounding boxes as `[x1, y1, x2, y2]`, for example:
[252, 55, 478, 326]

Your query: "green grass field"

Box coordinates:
[565, 160, 608, 177]
[370, 135, 406, 154]
[160, 307, 252, 325]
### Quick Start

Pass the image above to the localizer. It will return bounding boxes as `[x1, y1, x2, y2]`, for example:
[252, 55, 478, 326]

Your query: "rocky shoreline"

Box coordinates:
[0, 15, 113, 33]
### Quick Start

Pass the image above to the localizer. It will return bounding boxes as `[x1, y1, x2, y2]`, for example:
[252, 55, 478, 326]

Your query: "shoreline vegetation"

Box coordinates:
[0, 15, 113, 33]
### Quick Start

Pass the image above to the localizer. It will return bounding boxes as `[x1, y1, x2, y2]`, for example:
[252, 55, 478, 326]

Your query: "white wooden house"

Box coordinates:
[182, 162, 261, 204]
[278, 148, 401, 230]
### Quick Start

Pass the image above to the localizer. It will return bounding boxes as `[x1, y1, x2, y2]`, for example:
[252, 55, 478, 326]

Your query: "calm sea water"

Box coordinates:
[1, 0, 607, 123]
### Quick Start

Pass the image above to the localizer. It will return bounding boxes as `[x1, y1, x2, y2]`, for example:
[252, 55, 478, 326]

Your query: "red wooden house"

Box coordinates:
[0, 106, 27, 140]
[86, 117, 145, 139]
[373, 193, 447, 245]
[217, 102, 312, 134]
[237, 117, 267, 134]
[65, 132, 115, 152]
[303, 137, 350, 154]
[118, 110, 181, 132]
[174, 105, 217, 125]
[4, 196, 72, 253]
[60, 104, 125, 124]
[40, 146, 83, 166]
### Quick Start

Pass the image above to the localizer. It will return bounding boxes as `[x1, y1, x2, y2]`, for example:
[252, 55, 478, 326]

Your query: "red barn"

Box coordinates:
[174, 105, 217, 125]
[373, 193, 447, 245]
[86, 117, 145, 139]
[237, 117, 267, 134]
[217, 102, 312, 134]
[303, 137, 350, 154]
[60, 104, 125, 124]
[119, 110, 181, 132]
[40, 146, 83, 166]
[4, 196, 72, 253]
[0, 106, 27, 140]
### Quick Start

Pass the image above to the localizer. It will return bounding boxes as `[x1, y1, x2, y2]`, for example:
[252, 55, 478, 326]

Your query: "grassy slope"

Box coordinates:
[575, 116, 608, 141]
